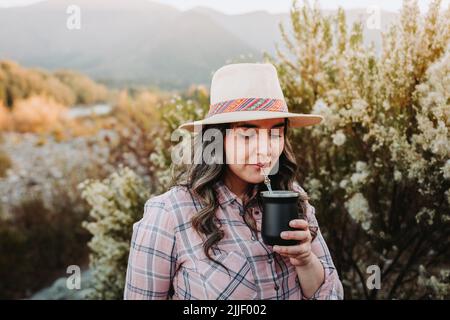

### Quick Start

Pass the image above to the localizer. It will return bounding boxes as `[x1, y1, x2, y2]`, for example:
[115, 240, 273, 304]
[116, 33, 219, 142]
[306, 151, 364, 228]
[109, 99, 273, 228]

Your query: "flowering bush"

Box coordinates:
[79, 166, 150, 299]
[265, 0, 449, 298]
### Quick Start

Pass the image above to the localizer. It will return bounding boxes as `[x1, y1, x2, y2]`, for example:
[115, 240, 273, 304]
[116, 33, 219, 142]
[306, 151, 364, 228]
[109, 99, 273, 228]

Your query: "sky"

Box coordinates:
[0, 0, 447, 13]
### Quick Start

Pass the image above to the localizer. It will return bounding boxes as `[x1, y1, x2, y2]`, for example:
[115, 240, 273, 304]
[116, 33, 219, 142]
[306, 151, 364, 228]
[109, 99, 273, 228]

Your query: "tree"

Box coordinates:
[265, 0, 449, 299]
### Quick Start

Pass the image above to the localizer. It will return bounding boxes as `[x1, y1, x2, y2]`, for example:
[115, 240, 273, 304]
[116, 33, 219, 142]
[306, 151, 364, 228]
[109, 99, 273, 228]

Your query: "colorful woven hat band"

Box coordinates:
[206, 98, 288, 118]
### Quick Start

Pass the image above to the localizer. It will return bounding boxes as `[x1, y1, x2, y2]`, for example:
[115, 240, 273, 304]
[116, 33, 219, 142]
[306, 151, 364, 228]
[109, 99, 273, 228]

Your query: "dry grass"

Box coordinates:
[0, 95, 115, 140]
[10, 95, 69, 133]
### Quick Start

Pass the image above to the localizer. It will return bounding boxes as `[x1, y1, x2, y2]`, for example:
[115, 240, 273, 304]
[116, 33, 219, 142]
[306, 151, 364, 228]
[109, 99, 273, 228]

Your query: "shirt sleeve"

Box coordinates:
[124, 198, 177, 300]
[293, 182, 344, 300]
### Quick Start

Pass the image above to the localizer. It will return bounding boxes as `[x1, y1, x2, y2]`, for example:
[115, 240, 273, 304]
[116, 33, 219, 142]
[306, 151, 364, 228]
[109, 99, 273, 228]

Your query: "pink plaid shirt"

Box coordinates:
[124, 180, 343, 300]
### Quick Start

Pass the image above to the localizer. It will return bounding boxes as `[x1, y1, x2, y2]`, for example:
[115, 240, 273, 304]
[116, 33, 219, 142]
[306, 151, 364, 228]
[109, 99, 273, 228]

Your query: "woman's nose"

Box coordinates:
[255, 129, 272, 159]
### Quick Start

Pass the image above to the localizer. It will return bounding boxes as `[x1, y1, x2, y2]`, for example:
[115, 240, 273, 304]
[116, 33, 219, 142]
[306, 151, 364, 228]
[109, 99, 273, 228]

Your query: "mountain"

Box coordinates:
[0, 0, 259, 88]
[0, 0, 397, 89]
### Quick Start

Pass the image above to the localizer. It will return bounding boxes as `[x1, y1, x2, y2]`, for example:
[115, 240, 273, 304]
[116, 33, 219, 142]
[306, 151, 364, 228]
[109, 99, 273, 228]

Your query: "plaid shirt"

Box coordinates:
[124, 180, 344, 300]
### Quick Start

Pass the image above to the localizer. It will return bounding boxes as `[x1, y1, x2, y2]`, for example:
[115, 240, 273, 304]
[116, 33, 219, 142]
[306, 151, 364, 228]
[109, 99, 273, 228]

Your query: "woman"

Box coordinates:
[124, 63, 343, 300]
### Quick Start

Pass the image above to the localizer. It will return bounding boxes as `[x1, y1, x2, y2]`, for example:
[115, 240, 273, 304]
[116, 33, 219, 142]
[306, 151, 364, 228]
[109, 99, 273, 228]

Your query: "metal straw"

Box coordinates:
[261, 168, 273, 193]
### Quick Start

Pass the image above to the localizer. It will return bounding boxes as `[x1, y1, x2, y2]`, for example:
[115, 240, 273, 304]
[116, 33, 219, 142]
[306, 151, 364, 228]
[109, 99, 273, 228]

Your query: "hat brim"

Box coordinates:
[177, 111, 323, 132]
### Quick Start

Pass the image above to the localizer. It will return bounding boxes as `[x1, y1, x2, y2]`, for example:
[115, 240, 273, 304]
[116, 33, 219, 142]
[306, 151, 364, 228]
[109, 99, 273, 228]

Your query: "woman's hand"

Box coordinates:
[272, 219, 314, 267]
[273, 218, 326, 298]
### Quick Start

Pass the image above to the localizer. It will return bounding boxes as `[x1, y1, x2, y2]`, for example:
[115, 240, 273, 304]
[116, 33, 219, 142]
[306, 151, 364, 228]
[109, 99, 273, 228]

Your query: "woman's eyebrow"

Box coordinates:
[271, 122, 286, 128]
[236, 122, 285, 129]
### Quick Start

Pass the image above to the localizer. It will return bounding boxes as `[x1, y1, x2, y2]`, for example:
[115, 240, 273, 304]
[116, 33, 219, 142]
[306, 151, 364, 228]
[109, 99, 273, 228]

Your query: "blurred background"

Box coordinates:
[0, 0, 448, 300]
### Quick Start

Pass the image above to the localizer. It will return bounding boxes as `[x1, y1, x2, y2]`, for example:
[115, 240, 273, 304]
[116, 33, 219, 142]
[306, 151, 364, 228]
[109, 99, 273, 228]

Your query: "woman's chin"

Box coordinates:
[244, 166, 266, 184]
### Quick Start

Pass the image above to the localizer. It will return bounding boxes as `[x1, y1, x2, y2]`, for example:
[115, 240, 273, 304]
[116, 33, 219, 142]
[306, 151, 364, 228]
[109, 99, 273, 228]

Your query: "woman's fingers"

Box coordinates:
[289, 219, 309, 230]
[280, 230, 310, 241]
[273, 219, 312, 258]
[273, 242, 310, 256]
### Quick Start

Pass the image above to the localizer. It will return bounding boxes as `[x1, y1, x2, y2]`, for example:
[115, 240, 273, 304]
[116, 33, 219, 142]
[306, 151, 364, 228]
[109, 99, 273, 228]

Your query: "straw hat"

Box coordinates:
[178, 63, 323, 131]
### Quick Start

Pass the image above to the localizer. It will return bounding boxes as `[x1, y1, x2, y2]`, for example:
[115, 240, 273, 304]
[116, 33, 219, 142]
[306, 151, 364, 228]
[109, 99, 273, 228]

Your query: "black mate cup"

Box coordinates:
[260, 190, 300, 246]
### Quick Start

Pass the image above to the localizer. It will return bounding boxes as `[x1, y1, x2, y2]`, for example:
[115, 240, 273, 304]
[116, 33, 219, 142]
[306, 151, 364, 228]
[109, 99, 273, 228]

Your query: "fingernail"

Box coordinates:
[281, 232, 287, 238]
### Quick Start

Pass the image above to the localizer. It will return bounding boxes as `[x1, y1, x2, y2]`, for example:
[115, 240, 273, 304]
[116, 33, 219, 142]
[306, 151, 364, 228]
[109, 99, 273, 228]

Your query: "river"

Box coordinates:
[67, 103, 113, 118]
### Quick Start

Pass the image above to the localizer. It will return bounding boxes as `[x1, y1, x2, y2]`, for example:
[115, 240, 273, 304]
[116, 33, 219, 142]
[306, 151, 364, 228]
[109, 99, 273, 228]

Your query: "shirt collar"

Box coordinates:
[213, 179, 260, 208]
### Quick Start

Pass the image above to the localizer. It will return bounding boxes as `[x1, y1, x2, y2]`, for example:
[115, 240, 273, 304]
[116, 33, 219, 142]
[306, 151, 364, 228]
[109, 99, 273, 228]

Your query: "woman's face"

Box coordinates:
[224, 118, 286, 184]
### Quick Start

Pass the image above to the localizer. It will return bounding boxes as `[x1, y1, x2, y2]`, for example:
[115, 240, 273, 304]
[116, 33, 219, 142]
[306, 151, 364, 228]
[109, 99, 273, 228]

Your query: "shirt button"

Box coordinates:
[274, 285, 280, 291]
[251, 236, 256, 241]
[267, 258, 273, 264]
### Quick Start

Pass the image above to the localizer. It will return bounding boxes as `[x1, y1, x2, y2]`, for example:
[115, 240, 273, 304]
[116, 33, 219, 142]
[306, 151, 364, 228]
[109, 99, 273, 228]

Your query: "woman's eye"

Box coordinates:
[238, 131, 256, 138]
[270, 131, 283, 138]
[270, 133, 280, 137]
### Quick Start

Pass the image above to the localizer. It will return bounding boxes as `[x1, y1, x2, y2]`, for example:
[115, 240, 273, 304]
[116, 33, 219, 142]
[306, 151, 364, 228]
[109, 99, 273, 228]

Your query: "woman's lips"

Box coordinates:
[249, 163, 270, 169]
[257, 162, 270, 168]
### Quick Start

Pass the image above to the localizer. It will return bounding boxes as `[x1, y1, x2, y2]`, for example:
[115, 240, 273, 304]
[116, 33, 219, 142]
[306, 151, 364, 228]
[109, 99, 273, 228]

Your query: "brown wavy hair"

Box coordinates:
[169, 118, 316, 271]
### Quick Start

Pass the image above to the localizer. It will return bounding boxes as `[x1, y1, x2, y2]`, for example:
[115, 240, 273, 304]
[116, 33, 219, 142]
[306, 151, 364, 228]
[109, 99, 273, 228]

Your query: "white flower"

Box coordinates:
[304, 178, 321, 202]
[361, 221, 371, 231]
[350, 99, 368, 120]
[339, 179, 348, 189]
[415, 207, 435, 225]
[332, 130, 346, 146]
[356, 161, 367, 172]
[350, 161, 369, 186]
[442, 160, 450, 179]
[394, 170, 402, 181]
[345, 193, 372, 230]
[312, 99, 330, 115]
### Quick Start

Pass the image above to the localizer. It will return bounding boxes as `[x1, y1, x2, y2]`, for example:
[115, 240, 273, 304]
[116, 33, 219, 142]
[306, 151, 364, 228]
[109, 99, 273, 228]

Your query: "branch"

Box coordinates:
[388, 233, 426, 299]
[348, 253, 369, 299]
